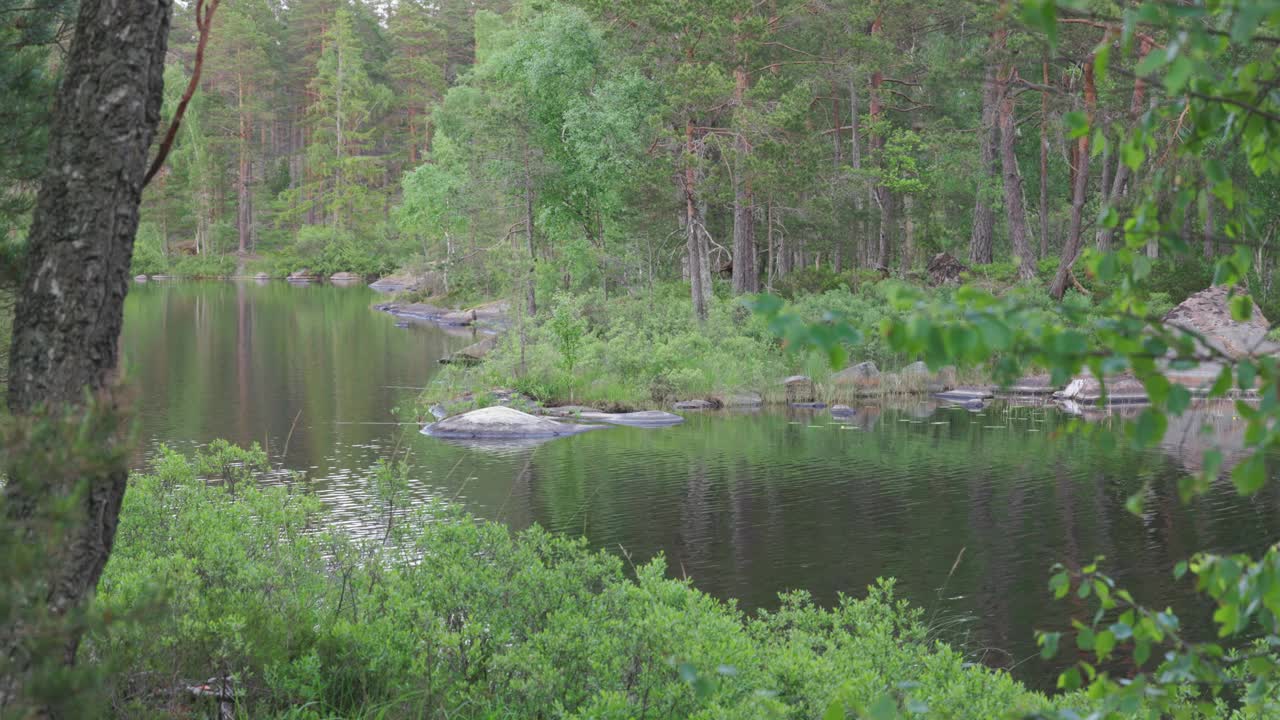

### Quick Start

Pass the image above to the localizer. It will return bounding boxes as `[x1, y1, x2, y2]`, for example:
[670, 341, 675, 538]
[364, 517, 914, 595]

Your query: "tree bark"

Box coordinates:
[1095, 38, 1153, 251]
[236, 73, 252, 254]
[1051, 59, 1095, 300]
[685, 119, 710, 320]
[731, 64, 757, 294]
[523, 146, 537, 316]
[1039, 59, 1051, 259]
[997, 62, 1036, 281]
[970, 62, 999, 265]
[1, 0, 172, 708]
[869, 13, 892, 270]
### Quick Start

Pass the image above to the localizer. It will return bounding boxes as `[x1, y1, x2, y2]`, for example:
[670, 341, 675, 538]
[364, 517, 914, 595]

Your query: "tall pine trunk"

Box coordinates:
[0, 0, 172, 708]
[731, 64, 757, 294]
[996, 61, 1036, 281]
[1051, 59, 1095, 300]
[970, 62, 999, 265]
[685, 119, 710, 320]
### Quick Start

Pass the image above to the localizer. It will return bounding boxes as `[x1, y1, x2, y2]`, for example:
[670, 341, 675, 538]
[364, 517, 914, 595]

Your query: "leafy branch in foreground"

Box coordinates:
[759, 0, 1280, 715]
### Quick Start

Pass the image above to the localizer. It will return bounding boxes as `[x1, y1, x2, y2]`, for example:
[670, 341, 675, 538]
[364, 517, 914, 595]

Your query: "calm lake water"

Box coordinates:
[122, 280, 1280, 690]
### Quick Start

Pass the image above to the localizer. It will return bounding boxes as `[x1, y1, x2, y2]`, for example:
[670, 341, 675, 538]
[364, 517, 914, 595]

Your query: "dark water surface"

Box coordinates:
[122, 280, 1280, 690]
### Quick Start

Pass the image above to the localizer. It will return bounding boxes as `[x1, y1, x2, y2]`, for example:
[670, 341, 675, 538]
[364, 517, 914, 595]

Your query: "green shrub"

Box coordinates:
[88, 444, 1079, 719]
[130, 223, 168, 276]
[772, 266, 854, 299]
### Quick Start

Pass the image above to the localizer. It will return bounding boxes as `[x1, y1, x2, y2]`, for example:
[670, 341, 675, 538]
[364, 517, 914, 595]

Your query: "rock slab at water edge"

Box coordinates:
[577, 410, 685, 427]
[673, 399, 715, 410]
[423, 406, 602, 439]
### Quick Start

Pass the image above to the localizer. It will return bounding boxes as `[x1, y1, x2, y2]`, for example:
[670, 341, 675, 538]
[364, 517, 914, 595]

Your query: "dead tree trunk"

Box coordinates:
[0, 0, 173, 709]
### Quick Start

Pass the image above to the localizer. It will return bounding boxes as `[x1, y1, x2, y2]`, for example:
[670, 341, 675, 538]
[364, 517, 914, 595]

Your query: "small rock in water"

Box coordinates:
[829, 404, 855, 416]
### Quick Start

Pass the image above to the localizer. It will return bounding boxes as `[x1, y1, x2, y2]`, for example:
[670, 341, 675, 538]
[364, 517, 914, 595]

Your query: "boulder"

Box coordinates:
[287, 268, 319, 282]
[470, 300, 510, 325]
[901, 361, 929, 377]
[831, 361, 880, 387]
[440, 309, 477, 326]
[577, 410, 685, 427]
[133, 274, 148, 282]
[422, 406, 602, 439]
[252, 272, 271, 280]
[441, 335, 497, 365]
[673, 399, 715, 411]
[1164, 285, 1279, 359]
[369, 269, 447, 295]
[783, 375, 816, 403]
[927, 366, 958, 392]
[830, 404, 854, 416]
[927, 252, 968, 286]
[1003, 374, 1058, 396]
[1056, 372, 1147, 404]
[717, 391, 763, 408]
[330, 271, 362, 283]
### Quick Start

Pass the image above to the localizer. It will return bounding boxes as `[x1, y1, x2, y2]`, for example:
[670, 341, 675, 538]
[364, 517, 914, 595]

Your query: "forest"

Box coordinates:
[4, 0, 1280, 718]
[9, 0, 1262, 311]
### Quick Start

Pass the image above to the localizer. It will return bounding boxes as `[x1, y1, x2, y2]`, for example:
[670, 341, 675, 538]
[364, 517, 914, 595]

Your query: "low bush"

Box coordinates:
[88, 443, 1076, 718]
[169, 252, 238, 278]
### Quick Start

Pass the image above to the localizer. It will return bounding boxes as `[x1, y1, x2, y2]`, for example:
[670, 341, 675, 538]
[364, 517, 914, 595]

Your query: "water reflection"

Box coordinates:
[122, 283, 1280, 691]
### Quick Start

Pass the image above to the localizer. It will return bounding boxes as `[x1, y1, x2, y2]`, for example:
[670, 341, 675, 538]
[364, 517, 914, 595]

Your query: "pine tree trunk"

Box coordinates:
[685, 120, 710, 320]
[970, 63, 999, 265]
[997, 64, 1036, 281]
[0, 0, 172, 708]
[524, 147, 537, 316]
[731, 65, 757, 294]
[1039, 59, 1051, 259]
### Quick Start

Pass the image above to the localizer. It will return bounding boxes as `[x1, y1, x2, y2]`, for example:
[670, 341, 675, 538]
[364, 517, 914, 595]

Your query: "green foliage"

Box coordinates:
[169, 253, 238, 279]
[429, 284, 794, 408]
[88, 443, 1067, 718]
[130, 223, 168, 277]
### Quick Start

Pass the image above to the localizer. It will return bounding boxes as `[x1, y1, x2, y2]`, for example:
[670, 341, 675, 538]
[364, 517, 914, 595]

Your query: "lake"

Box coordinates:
[122, 279, 1280, 690]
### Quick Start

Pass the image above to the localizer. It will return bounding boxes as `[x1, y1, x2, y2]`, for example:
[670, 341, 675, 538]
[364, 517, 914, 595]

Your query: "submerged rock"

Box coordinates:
[829, 404, 854, 416]
[422, 406, 602, 439]
[783, 375, 816, 403]
[790, 402, 828, 409]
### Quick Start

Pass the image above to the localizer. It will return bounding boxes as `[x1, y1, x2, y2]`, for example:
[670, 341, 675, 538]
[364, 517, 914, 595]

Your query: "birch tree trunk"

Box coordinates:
[0, 0, 172, 708]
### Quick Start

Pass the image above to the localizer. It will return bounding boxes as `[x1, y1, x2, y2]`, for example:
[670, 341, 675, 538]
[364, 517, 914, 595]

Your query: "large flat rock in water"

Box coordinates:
[423, 406, 602, 439]
[577, 410, 685, 427]
[1164, 285, 1279, 358]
